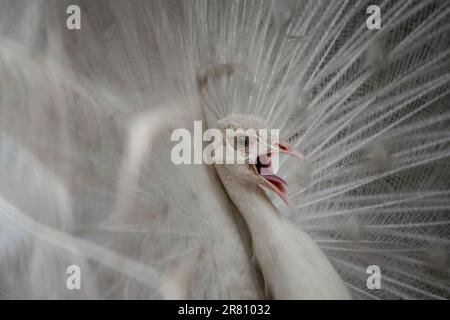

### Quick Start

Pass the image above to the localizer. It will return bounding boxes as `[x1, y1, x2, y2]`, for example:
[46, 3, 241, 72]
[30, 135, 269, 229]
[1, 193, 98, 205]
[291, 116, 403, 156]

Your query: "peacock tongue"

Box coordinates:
[260, 174, 290, 206]
[261, 174, 287, 189]
[254, 139, 303, 206]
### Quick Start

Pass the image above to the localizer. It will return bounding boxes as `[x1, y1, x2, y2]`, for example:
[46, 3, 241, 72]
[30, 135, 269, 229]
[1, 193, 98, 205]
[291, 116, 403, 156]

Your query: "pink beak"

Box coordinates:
[253, 139, 304, 206]
[275, 140, 304, 160]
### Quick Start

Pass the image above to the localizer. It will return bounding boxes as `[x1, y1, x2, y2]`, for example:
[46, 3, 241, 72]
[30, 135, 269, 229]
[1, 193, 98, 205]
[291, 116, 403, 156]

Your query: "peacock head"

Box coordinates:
[216, 114, 303, 205]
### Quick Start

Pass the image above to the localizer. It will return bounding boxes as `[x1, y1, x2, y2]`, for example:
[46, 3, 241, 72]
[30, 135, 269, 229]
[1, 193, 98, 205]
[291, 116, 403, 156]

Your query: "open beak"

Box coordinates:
[250, 139, 304, 206]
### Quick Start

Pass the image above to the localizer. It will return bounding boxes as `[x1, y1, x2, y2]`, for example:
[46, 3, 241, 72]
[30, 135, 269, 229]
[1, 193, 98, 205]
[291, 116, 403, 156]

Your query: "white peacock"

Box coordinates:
[0, 0, 448, 300]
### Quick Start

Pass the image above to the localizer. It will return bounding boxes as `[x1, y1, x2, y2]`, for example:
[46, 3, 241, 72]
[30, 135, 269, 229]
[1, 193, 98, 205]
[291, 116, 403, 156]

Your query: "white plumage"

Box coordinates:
[0, 0, 449, 299]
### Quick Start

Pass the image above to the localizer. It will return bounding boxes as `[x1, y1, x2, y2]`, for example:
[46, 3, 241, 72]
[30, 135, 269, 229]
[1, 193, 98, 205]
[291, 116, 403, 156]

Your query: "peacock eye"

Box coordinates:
[235, 135, 250, 150]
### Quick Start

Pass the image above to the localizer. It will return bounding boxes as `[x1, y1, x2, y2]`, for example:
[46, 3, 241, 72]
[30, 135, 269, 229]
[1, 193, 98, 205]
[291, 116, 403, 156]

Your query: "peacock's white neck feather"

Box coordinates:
[215, 165, 352, 299]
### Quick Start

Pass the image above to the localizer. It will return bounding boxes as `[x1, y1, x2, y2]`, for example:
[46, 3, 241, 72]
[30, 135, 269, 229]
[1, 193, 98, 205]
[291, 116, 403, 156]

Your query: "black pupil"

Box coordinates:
[238, 136, 249, 148]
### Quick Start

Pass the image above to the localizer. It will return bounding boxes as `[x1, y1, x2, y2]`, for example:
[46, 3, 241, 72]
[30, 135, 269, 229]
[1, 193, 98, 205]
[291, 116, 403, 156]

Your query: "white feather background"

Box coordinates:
[0, 0, 449, 299]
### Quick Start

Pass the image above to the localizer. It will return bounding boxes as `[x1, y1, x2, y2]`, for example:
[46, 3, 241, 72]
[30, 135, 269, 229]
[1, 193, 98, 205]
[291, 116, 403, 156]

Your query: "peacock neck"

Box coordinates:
[215, 166, 352, 299]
